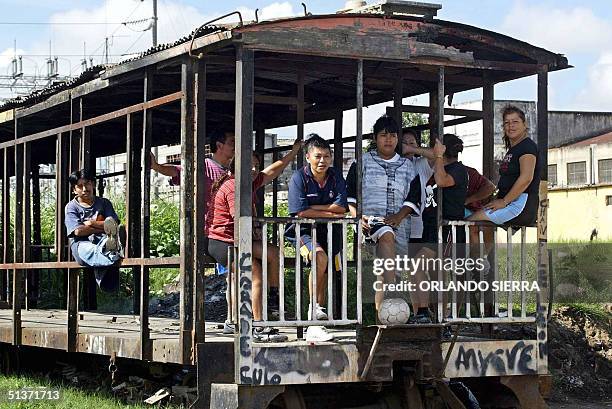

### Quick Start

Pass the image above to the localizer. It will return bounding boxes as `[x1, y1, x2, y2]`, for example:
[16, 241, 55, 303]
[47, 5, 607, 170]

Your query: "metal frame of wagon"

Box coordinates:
[0, 5, 568, 407]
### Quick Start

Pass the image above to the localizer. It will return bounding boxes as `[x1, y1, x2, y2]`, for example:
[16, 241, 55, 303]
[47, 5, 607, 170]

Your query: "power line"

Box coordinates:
[0, 21, 124, 25]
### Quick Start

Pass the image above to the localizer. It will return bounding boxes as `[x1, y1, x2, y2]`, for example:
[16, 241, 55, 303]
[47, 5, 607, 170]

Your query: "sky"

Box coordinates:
[0, 0, 610, 137]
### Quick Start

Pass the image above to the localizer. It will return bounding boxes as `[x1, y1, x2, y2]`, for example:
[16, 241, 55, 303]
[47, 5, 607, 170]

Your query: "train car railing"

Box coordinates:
[229, 217, 362, 328]
[438, 220, 538, 324]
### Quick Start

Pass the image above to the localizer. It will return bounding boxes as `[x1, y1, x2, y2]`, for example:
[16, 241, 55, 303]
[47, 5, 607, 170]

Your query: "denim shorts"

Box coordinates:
[484, 193, 528, 225]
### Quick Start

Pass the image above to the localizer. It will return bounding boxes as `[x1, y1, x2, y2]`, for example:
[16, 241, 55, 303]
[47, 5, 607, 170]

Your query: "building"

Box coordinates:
[449, 100, 612, 241]
[548, 132, 612, 240]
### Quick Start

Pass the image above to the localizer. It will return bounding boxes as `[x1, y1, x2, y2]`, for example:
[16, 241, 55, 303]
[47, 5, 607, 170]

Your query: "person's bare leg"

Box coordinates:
[375, 232, 396, 310]
[252, 258, 262, 321]
[252, 240, 280, 286]
[408, 247, 434, 313]
[467, 209, 492, 222]
[312, 248, 328, 306]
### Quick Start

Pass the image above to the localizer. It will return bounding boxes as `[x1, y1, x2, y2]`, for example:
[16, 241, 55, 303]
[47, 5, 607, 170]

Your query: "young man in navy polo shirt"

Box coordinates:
[286, 134, 348, 342]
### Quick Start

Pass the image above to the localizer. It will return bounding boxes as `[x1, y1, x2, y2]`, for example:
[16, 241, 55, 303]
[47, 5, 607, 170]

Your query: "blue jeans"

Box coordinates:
[484, 193, 528, 225]
[75, 237, 121, 267]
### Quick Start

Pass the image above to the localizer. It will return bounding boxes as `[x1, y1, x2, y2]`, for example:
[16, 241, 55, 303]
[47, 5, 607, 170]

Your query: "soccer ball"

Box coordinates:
[378, 298, 410, 325]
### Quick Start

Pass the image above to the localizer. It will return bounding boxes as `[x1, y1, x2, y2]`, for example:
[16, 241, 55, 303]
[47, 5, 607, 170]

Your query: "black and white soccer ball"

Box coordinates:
[378, 298, 410, 325]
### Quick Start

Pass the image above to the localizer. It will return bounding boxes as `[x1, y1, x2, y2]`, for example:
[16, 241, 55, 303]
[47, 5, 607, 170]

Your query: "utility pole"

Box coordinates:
[152, 0, 158, 47]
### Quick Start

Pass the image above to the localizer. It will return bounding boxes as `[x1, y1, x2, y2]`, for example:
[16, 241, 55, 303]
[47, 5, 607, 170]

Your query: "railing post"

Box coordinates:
[0, 149, 6, 302]
[126, 113, 142, 316]
[140, 67, 154, 361]
[536, 66, 550, 374]
[13, 139, 23, 346]
[234, 45, 254, 384]
[193, 59, 207, 347]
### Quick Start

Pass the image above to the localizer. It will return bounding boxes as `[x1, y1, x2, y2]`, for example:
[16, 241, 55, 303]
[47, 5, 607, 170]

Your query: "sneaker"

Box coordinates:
[223, 320, 235, 335]
[305, 326, 334, 342]
[308, 303, 328, 320]
[253, 327, 288, 343]
[104, 217, 119, 252]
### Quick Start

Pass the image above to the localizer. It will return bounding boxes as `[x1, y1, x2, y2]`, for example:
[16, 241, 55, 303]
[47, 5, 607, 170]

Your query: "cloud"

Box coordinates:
[0, 1, 297, 99]
[576, 52, 612, 111]
[500, 1, 612, 53]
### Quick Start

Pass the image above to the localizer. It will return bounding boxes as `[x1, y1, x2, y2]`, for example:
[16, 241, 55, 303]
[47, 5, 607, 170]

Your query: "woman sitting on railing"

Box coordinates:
[468, 105, 540, 226]
[207, 138, 302, 342]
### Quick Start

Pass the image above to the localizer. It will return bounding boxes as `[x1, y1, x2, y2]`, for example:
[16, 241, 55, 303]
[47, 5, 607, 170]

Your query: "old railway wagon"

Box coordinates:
[0, 1, 568, 408]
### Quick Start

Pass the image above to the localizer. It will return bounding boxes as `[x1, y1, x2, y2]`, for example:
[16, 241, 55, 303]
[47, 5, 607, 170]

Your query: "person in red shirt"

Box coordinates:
[208, 139, 302, 336]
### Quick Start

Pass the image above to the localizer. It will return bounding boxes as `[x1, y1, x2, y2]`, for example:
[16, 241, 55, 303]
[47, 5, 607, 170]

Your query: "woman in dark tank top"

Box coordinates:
[468, 105, 540, 226]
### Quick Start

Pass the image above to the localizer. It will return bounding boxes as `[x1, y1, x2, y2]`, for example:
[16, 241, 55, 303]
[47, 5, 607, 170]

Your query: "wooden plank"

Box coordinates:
[536, 67, 549, 375]
[234, 45, 255, 385]
[193, 60, 207, 347]
[179, 59, 196, 364]
[441, 340, 538, 378]
[355, 60, 363, 323]
[102, 31, 232, 79]
[22, 143, 32, 310]
[254, 128, 265, 217]
[0, 149, 6, 302]
[393, 78, 403, 131]
[0, 257, 181, 270]
[0, 91, 183, 150]
[333, 111, 343, 320]
[401, 104, 483, 118]
[13, 140, 23, 346]
[241, 30, 474, 65]
[140, 69, 154, 361]
[206, 91, 298, 106]
[54, 134, 69, 264]
[125, 113, 142, 315]
[296, 71, 304, 169]
[29, 162, 41, 308]
[482, 78, 494, 179]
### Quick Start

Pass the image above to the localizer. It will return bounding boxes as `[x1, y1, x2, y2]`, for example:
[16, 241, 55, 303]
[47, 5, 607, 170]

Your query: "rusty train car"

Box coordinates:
[0, 1, 568, 408]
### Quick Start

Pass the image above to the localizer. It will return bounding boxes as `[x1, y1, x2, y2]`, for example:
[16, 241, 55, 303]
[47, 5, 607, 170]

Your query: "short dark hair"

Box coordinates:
[304, 133, 331, 154]
[501, 105, 527, 150]
[403, 129, 420, 144]
[209, 129, 233, 153]
[442, 133, 464, 159]
[69, 169, 95, 188]
[373, 115, 399, 137]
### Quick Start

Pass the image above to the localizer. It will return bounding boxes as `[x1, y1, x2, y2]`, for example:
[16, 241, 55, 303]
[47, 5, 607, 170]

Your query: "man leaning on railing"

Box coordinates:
[285, 134, 348, 342]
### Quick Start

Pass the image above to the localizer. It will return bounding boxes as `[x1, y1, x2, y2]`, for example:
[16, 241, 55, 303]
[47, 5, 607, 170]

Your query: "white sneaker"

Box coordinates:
[103, 217, 119, 252]
[308, 303, 328, 320]
[305, 326, 334, 342]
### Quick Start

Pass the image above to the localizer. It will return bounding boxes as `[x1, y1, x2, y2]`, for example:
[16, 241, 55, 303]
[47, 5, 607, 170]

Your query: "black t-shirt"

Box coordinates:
[497, 137, 540, 199]
[422, 161, 468, 223]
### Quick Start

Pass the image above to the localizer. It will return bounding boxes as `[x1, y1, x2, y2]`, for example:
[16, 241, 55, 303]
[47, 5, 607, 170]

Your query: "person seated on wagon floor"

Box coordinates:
[64, 169, 123, 292]
[346, 115, 422, 312]
[208, 138, 302, 342]
[286, 134, 348, 342]
[468, 105, 540, 226]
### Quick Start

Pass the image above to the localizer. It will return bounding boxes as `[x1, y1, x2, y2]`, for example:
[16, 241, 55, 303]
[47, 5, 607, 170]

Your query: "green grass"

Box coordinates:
[563, 302, 611, 324]
[0, 374, 145, 409]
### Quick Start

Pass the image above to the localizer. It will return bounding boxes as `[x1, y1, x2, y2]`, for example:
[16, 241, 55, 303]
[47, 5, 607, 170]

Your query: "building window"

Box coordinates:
[606, 196, 612, 206]
[598, 159, 612, 184]
[548, 164, 557, 186]
[567, 161, 587, 186]
[166, 154, 181, 164]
